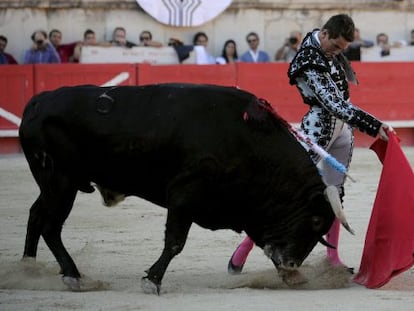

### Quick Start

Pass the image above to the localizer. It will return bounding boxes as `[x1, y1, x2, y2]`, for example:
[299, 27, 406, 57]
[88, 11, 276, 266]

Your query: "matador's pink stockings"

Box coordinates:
[326, 218, 344, 266]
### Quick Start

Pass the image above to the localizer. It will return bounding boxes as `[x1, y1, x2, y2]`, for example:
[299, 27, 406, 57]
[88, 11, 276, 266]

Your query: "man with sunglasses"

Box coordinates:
[228, 14, 395, 274]
[240, 32, 270, 63]
[138, 30, 162, 47]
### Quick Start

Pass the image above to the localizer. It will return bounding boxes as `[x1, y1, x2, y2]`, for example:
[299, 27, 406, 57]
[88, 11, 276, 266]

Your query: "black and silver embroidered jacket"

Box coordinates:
[288, 30, 382, 137]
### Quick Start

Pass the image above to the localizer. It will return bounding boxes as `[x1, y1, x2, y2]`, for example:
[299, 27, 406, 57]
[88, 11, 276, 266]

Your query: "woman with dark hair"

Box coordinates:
[216, 39, 238, 64]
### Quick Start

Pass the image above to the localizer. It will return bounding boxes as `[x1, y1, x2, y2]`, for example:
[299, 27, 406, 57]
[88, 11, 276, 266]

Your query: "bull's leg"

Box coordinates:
[23, 168, 81, 290]
[42, 184, 80, 290]
[23, 196, 43, 258]
[142, 209, 192, 295]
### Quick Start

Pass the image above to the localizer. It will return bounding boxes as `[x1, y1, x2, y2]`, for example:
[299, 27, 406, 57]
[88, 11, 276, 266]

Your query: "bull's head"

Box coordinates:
[257, 185, 353, 273]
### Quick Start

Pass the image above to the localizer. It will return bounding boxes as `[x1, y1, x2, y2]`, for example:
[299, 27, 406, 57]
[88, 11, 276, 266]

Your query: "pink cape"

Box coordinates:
[354, 132, 414, 288]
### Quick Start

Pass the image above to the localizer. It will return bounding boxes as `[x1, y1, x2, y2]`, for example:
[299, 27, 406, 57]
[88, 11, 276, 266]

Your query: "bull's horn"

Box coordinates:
[324, 185, 355, 235]
[319, 237, 336, 249]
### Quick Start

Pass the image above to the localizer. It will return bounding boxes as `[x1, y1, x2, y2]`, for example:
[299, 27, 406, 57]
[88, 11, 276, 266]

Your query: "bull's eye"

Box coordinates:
[311, 216, 324, 232]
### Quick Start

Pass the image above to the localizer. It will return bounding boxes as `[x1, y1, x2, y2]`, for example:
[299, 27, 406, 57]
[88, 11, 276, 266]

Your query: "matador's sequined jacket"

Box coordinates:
[288, 30, 382, 138]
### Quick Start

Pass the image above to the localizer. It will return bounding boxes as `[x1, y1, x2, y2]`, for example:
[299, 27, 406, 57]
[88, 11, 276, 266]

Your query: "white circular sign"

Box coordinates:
[137, 0, 232, 27]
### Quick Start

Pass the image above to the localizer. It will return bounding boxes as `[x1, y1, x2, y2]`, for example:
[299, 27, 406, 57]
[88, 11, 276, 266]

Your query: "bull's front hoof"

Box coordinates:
[62, 276, 81, 291]
[141, 277, 161, 295]
[279, 269, 308, 287]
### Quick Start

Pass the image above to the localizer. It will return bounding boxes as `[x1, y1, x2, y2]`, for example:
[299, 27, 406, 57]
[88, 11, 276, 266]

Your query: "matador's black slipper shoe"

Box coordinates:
[227, 248, 244, 275]
[228, 259, 244, 275]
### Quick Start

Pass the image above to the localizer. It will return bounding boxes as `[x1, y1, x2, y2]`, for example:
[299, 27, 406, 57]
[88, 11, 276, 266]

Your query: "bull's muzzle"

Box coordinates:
[264, 245, 300, 270]
[264, 244, 308, 287]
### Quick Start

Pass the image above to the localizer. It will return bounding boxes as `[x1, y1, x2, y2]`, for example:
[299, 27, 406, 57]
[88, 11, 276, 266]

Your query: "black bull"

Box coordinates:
[19, 83, 344, 293]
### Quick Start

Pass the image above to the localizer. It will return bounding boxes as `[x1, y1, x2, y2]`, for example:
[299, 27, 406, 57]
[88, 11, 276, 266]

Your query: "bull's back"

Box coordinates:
[19, 83, 316, 205]
[21, 83, 266, 159]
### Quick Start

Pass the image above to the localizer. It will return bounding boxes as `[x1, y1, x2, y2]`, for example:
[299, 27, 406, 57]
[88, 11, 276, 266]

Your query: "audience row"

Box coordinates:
[1, 27, 414, 65]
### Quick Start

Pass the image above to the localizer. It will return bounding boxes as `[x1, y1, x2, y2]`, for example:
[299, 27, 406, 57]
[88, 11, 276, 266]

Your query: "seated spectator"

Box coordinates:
[376, 33, 392, 57]
[240, 32, 270, 63]
[192, 31, 216, 64]
[216, 39, 238, 64]
[343, 28, 374, 61]
[49, 29, 79, 63]
[138, 31, 162, 47]
[110, 27, 136, 48]
[24, 30, 61, 64]
[0, 35, 18, 64]
[274, 30, 302, 62]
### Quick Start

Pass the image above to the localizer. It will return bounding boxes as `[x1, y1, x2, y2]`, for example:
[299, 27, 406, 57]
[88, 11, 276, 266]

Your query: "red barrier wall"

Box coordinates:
[350, 62, 414, 146]
[34, 64, 137, 93]
[351, 62, 414, 121]
[0, 62, 413, 153]
[137, 63, 237, 86]
[236, 63, 307, 122]
[0, 65, 34, 153]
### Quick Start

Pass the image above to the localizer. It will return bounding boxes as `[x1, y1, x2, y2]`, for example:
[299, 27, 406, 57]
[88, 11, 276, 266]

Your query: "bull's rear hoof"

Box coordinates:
[141, 277, 160, 295]
[62, 276, 81, 291]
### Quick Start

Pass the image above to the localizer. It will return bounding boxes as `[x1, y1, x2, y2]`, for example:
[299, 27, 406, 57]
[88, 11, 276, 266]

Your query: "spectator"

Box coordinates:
[409, 29, 414, 45]
[240, 32, 270, 63]
[216, 39, 238, 64]
[376, 33, 392, 57]
[343, 28, 374, 61]
[274, 30, 302, 62]
[110, 27, 136, 48]
[0, 35, 18, 64]
[193, 31, 209, 47]
[138, 30, 162, 47]
[73, 29, 111, 62]
[49, 29, 79, 63]
[192, 31, 215, 64]
[24, 30, 61, 64]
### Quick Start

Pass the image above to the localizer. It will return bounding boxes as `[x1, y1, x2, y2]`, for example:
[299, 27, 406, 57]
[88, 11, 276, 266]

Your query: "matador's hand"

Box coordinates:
[378, 123, 396, 141]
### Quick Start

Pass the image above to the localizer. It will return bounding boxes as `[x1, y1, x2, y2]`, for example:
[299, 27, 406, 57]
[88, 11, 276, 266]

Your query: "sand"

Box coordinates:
[1, 147, 414, 311]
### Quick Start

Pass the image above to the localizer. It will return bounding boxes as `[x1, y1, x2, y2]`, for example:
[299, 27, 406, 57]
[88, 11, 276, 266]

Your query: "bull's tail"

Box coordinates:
[19, 99, 95, 194]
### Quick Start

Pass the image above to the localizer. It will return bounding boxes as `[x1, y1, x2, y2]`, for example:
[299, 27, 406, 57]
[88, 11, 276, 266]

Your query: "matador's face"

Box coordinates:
[319, 29, 350, 59]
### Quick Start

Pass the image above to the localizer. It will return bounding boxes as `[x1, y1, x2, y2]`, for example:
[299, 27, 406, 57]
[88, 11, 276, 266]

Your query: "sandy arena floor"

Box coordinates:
[1, 147, 414, 310]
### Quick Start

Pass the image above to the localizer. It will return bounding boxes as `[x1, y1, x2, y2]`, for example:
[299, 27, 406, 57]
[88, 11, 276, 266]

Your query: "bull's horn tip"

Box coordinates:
[344, 223, 355, 235]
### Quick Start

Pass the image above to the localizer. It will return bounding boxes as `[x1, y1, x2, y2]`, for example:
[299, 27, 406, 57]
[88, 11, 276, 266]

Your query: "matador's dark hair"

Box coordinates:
[322, 14, 355, 42]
